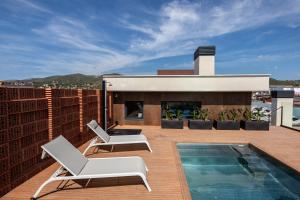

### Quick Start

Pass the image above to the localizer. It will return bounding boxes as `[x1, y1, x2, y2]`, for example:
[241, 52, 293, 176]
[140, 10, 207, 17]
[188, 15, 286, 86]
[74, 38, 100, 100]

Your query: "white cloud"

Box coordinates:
[2, 0, 300, 77]
[31, 17, 141, 73]
[125, 0, 300, 56]
[4, 0, 53, 14]
[25, 0, 300, 75]
[18, 0, 52, 13]
[127, 0, 200, 53]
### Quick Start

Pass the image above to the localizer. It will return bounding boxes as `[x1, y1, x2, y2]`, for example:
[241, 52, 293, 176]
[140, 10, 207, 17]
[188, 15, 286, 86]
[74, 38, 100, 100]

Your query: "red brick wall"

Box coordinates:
[0, 87, 109, 197]
[0, 87, 50, 196]
[79, 89, 101, 143]
[46, 88, 81, 145]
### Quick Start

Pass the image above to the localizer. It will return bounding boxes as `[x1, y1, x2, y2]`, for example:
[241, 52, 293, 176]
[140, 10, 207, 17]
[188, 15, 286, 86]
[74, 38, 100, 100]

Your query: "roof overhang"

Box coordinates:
[103, 74, 270, 92]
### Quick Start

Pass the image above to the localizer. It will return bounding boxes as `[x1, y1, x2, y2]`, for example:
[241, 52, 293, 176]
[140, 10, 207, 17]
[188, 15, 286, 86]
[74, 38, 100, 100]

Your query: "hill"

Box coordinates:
[5, 74, 299, 88]
[9, 73, 120, 89]
[28, 73, 102, 88]
[270, 78, 300, 87]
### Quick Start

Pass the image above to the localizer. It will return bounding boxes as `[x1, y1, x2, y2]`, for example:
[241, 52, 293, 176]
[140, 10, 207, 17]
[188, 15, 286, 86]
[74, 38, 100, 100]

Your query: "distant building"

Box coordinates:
[270, 85, 300, 97]
[0, 80, 34, 88]
[295, 88, 300, 97]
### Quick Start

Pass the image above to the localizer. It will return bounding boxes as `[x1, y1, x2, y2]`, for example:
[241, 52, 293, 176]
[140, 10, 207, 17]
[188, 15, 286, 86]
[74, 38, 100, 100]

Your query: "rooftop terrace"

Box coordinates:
[3, 126, 300, 200]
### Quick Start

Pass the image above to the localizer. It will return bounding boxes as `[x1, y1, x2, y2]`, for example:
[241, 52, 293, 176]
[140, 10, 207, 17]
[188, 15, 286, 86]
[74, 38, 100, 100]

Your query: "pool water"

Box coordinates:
[294, 106, 300, 119]
[177, 144, 300, 200]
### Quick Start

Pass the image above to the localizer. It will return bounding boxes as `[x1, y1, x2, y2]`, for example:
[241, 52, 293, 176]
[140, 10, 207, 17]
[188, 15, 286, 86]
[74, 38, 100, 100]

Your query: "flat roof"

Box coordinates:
[103, 74, 270, 78]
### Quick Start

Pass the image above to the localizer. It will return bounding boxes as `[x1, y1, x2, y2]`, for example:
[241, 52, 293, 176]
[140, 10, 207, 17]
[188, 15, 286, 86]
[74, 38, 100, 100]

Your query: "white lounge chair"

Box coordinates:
[32, 135, 151, 199]
[83, 120, 152, 155]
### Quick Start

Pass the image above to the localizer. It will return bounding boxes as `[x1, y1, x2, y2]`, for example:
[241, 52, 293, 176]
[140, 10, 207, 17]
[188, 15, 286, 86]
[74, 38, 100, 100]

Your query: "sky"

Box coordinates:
[0, 0, 300, 80]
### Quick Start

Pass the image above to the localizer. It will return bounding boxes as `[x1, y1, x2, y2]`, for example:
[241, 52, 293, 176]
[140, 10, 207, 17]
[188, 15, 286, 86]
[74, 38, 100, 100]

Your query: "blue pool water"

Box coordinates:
[177, 144, 300, 200]
[294, 106, 300, 119]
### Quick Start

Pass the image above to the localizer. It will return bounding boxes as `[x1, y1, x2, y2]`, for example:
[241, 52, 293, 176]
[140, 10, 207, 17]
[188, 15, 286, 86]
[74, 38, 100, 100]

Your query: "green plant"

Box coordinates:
[163, 104, 174, 120]
[243, 108, 254, 121]
[199, 108, 209, 121]
[191, 106, 199, 120]
[191, 107, 209, 120]
[163, 104, 183, 120]
[176, 109, 183, 120]
[218, 111, 227, 121]
[192, 108, 198, 120]
[165, 109, 174, 120]
[228, 109, 240, 121]
[253, 107, 265, 121]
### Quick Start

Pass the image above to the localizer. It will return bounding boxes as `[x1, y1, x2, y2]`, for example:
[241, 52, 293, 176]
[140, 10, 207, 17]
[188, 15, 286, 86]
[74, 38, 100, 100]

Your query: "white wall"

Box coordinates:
[104, 75, 270, 92]
[271, 98, 294, 127]
[194, 56, 215, 76]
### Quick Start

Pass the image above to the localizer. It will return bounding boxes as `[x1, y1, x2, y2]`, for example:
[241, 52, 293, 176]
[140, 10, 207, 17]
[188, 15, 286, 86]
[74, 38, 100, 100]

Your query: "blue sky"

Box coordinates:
[0, 0, 300, 80]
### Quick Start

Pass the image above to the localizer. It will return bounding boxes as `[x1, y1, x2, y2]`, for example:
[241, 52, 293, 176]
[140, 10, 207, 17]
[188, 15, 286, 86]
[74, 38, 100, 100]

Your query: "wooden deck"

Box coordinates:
[3, 126, 300, 200]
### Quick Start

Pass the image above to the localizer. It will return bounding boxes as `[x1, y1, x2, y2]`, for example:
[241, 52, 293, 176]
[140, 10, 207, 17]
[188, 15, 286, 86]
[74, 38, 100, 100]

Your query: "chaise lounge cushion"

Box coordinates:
[87, 120, 111, 143]
[42, 135, 88, 175]
[79, 157, 147, 177]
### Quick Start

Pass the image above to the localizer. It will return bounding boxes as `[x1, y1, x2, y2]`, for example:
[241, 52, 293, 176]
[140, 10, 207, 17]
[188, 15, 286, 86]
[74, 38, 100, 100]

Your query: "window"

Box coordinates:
[125, 101, 144, 120]
[161, 101, 201, 119]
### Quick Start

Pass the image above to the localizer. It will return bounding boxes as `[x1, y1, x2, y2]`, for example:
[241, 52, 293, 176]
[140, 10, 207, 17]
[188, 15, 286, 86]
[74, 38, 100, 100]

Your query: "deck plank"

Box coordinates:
[3, 126, 300, 200]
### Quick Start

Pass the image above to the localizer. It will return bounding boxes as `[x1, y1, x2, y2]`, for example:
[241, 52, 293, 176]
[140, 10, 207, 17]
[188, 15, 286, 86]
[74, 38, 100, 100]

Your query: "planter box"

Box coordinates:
[188, 120, 213, 130]
[214, 120, 240, 130]
[161, 120, 183, 129]
[241, 120, 269, 131]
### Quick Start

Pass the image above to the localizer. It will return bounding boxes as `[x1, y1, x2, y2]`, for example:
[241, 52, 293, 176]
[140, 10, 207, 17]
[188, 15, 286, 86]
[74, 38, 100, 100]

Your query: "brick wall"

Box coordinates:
[0, 87, 50, 196]
[79, 89, 101, 144]
[46, 89, 81, 145]
[0, 87, 111, 197]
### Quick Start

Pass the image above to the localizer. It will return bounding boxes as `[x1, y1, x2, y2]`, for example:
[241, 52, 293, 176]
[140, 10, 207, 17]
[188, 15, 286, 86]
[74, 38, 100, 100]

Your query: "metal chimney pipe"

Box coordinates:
[102, 80, 107, 131]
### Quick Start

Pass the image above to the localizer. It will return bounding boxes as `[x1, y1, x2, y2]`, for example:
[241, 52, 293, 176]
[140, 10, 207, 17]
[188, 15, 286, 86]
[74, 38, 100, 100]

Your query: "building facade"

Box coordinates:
[103, 46, 270, 126]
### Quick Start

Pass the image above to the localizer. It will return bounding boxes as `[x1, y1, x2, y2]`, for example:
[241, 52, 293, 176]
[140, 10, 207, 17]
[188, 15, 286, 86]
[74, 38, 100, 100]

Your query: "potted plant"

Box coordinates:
[241, 108, 269, 130]
[188, 108, 213, 129]
[161, 106, 184, 129]
[214, 109, 240, 130]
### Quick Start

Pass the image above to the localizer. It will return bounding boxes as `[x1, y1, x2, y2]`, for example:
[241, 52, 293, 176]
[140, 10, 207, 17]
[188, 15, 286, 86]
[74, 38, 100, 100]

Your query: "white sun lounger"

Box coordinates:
[83, 120, 152, 155]
[32, 135, 151, 199]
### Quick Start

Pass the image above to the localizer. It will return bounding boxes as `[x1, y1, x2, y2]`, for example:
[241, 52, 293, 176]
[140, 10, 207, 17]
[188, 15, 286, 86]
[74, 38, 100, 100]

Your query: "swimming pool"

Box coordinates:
[177, 144, 300, 200]
[294, 106, 300, 119]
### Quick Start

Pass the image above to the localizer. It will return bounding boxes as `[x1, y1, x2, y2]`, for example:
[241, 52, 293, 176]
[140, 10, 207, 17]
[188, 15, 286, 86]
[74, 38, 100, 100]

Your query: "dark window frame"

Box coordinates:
[125, 101, 144, 120]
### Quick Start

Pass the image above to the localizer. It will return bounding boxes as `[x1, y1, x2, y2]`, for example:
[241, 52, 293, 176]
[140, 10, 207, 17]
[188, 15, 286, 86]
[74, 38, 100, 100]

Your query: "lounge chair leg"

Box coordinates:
[83, 138, 98, 155]
[56, 180, 65, 189]
[140, 175, 152, 192]
[32, 177, 55, 199]
[145, 142, 153, 152]
[93, 146, 98, 153]
[85, 179, 91, 187]
[83, 145, 91, 155]
[61, 180, 70, 189]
